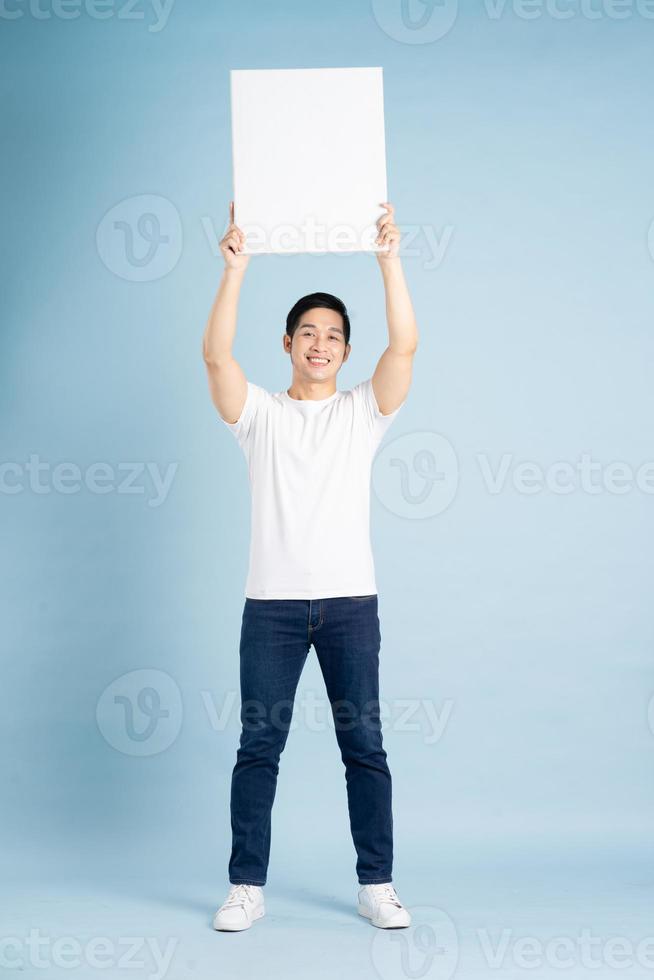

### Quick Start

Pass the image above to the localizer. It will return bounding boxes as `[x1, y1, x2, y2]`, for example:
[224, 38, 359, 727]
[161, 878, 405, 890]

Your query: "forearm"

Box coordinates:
[379, 258, 419, 354]
[202, 266, 247, 365]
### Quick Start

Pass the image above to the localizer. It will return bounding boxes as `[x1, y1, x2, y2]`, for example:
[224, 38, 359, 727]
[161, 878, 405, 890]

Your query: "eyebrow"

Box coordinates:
[300, 323, 344, 335]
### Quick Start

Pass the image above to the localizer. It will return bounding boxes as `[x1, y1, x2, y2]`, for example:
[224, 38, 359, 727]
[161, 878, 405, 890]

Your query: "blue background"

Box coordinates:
[2, 0, 653, 977]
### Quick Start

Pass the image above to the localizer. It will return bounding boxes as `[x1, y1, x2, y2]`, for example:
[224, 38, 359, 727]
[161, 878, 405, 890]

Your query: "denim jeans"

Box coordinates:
[228, 594, 393, 886]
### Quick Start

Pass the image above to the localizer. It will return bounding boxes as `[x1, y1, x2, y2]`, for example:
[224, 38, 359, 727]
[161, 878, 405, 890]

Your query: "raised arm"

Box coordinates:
[202, 202, 250, 424]
[371, 202, 419, 416]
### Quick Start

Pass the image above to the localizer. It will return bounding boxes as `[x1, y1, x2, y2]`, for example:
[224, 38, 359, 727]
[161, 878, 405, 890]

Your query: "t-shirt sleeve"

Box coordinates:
[354, 377, 407, 453]
[219, 381, 270, 453]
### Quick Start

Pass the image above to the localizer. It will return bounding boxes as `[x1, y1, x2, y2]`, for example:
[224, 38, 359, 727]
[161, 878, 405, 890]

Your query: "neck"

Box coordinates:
[287, 379, 337, 401]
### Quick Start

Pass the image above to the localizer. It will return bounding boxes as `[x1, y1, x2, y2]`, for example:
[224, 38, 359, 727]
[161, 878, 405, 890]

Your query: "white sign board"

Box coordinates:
[230, 66, 388, 255]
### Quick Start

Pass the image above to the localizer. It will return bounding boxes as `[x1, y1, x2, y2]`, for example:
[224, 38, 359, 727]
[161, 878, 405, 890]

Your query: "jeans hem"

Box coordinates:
[358, 877, 393, 885]
[229, 878, 266, 886]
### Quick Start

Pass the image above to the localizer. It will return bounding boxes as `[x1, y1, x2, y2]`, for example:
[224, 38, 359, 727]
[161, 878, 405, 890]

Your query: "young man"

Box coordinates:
[203, 201, 418, 931]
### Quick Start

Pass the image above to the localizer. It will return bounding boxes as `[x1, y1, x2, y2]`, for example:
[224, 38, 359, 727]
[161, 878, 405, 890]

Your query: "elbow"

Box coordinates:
[388, 330, 419, 358]
[388, 343, 418, 357]
[202, 344, 232, 369]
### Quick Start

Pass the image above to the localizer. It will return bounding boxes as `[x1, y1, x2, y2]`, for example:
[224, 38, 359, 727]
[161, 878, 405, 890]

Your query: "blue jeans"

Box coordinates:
[228, 595, 393, 886]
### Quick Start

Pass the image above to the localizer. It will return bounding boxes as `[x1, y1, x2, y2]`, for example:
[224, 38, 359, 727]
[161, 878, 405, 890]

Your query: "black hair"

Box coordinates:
[285, 292, 351, 347]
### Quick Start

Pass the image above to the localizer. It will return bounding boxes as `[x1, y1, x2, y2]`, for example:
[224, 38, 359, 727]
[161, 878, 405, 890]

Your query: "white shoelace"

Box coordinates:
[367, 883, 402, 907]
[222, 884, 258, 910]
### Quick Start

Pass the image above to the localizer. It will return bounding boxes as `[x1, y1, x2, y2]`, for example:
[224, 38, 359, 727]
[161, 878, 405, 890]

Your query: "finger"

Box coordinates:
[230, 201, 235, 223]
[377, 212, 392, 230]
[222, 234, 240, 252]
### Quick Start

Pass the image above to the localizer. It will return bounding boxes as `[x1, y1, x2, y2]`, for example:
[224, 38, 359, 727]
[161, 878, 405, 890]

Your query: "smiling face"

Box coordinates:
[283, 306, 351, 386]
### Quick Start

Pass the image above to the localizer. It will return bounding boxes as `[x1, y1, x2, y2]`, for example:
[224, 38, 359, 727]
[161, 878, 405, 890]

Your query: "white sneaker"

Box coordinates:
[213, 884, 265, 931]
[357, 882, 411, 928]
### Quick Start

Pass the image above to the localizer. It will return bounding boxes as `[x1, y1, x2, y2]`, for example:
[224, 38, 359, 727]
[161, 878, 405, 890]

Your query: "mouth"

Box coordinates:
[306, 356, 330, 366]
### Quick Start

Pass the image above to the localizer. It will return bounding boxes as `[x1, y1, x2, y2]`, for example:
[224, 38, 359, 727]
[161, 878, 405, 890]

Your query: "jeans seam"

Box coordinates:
[308, 598, 324, 639]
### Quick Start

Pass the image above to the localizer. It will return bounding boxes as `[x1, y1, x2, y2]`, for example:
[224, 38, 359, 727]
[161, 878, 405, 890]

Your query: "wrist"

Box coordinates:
[222, 264, 247, 281]
[377, 254, 403, 274]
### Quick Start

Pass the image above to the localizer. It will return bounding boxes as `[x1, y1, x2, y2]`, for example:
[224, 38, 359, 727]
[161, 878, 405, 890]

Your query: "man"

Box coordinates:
[203, 201, 418, 931]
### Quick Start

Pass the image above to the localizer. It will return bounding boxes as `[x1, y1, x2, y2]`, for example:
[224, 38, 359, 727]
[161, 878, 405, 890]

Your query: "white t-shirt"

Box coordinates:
[221, 378, 406, 599]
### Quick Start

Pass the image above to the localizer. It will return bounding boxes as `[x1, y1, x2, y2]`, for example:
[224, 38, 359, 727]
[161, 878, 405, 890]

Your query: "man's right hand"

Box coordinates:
[220, 201, 250, 270]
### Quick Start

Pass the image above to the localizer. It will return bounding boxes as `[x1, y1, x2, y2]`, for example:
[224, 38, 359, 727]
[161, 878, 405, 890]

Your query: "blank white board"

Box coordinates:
[230, 66, 388, 255]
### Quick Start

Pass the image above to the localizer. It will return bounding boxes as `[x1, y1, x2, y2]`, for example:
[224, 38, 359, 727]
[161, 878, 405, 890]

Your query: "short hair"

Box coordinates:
[285, 292, 351, 347]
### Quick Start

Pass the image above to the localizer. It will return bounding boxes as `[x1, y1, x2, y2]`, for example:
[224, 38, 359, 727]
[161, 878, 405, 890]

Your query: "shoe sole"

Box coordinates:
[357, 904, 411, 928]
[213, 907, 265, 931]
